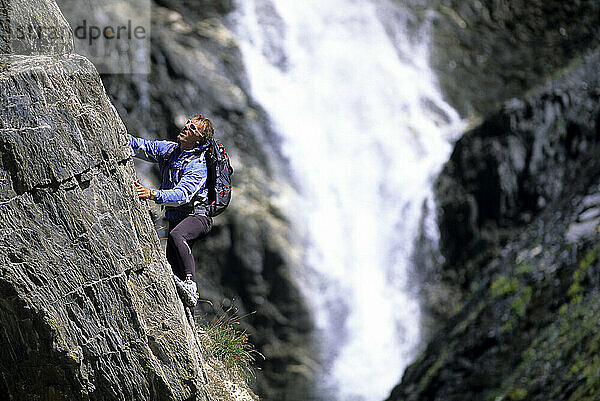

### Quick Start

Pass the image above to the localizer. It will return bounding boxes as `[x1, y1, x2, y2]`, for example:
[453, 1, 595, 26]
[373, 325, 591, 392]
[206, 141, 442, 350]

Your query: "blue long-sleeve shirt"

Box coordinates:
[130, 135, 209, 221]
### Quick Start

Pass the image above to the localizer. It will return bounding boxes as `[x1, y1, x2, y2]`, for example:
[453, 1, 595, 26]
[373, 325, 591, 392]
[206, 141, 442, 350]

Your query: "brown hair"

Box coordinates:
[190, 114, 214, 145]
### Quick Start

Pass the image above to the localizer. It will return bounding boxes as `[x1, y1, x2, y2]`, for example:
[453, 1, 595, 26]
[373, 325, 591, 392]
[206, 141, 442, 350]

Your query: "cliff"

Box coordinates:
[426, 0, 600, 117]
[0, 1, 257, 400]
[52, 0, 316, 398]
[387, 46, 600, 400]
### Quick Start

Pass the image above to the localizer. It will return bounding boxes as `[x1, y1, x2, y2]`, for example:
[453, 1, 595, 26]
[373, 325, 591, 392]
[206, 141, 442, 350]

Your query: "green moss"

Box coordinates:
[588, 334, 600, 354]
[502, 318, 516, 332]
[142, 246, 152, 262]
[550, 55, 584, 81]
[568, 282, 583, 299]
[524, 55, 584, 99]
[485, 391, 501, 401]
[495, 297, 600, 399]
[578, 244, 600, 271]
[569, 353, 600, 400]
[490, 276, 520, 298]
[419, 342, 455, 391]
[559, 303, 569, 315]
[486, 386, 528, 401]
[583, 354, 599, 382]
[568, 244, 600, 302]
[511, 286, 533, 318]
[492, 275, 533, 333]
[570, 294, 584, 305]
[569, 353, 586, 378]
[450, 301, 486, 337]
[421, 348, 448, 388]
[515, 263, 533, 276]
[509, 387, 527, 401]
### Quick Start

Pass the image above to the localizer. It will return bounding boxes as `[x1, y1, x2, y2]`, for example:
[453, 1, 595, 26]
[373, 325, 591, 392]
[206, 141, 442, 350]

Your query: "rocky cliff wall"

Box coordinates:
[436, 47, 600, 294]
[50, 1, 317, 399]
[387, 46, 600, 401]
[0, 1, 257, 400]
[426, 0, 600, 117]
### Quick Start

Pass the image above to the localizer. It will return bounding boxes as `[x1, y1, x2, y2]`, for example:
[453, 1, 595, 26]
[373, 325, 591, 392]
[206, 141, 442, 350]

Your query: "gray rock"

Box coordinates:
[425, 0, 600, 116]
[1, 0, 73, 55]
[434, 47, 600, 294]
[577, 207, 600, 222]
[565, 217, 600, 243]
[0, 1, 258, 400]
[581, 193, 600, 209]
[388, 42, 600, 401]
[57, 1, 318, 399]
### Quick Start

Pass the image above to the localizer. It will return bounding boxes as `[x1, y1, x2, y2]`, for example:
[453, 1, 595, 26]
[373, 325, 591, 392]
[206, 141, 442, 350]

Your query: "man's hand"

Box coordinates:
[136, 182, 155, 200]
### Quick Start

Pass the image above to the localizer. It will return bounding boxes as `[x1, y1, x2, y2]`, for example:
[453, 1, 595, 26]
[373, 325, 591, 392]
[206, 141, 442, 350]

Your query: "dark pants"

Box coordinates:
[166, 214, 212, 282]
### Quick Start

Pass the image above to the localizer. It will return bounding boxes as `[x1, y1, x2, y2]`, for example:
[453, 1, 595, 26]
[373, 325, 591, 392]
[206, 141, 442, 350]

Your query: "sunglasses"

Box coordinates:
[184, 119, 203, 136]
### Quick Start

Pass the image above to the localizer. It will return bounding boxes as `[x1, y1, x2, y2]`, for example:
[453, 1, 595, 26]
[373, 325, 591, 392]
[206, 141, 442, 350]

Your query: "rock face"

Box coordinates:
[387, 47, 600, 401]
[426, 0, 600, 117]
[52, 0, 317, 399]
[0, 0, 73, 55]
[0, 1, 257, 400]
[436, 47, 600, 291]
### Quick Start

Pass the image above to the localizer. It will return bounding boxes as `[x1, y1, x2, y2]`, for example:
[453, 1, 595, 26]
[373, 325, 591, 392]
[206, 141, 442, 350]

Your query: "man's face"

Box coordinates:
[177, 119, 202, 148]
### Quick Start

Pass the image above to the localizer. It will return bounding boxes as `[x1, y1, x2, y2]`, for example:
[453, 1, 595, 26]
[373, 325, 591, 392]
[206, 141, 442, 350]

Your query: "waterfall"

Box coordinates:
[231, 1, 464, 399]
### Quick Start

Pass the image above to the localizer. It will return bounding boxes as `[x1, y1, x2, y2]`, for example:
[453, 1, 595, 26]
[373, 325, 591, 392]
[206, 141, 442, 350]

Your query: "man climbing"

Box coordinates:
[130, 115, 215, 308]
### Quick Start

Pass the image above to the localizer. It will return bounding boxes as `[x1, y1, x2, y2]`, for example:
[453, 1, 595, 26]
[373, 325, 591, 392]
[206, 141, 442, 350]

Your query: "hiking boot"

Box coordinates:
[172, 274, 198, 307]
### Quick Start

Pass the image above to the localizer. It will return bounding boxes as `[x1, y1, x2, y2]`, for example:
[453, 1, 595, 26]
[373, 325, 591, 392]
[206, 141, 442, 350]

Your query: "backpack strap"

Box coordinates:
[176, 153, 203, 181]
[161, 143, 206, 185]
[160, 144, 178, 181]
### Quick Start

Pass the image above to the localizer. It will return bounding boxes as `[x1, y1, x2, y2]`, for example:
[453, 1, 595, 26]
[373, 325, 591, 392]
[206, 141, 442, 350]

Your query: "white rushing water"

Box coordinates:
[231, 1, 463, 400]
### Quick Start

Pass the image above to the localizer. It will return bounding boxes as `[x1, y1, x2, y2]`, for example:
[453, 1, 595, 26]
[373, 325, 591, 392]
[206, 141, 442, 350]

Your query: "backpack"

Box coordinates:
[160, 140, 233, 217]
[205, 139, 233, 217]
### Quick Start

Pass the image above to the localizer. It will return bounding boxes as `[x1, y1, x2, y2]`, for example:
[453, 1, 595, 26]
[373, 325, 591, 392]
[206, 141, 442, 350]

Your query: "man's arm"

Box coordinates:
[154, 159, 208, 206]
[136, 182, 157, 200]
[136, 159, 208, 206]
[130, 135, 176, 163]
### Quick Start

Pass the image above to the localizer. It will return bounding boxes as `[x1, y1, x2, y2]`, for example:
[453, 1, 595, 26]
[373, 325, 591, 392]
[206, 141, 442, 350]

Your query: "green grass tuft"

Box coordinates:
[204, 304, 264, 384]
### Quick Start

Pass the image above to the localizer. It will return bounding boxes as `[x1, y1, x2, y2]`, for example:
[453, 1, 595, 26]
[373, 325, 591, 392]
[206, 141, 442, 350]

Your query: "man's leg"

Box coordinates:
[167, 220, 185, 280]
[167, 220, 197, 308]
[168, 214, 213, 281]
